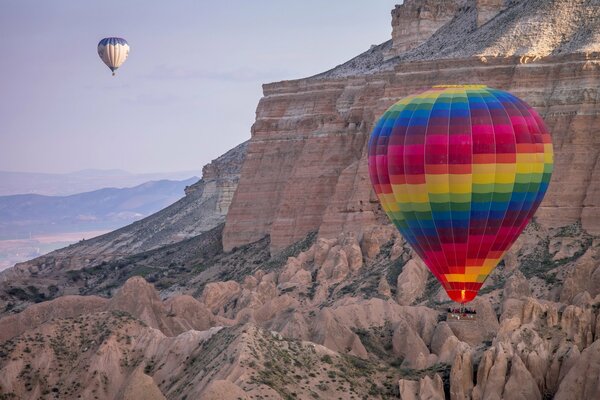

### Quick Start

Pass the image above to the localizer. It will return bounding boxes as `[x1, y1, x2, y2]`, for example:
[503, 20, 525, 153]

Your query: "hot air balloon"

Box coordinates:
[368, 85, 553, 304]
[97, 37, 130, 76]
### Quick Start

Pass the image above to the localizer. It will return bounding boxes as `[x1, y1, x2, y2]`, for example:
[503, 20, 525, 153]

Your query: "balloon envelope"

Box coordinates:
[97, 37, 130, 75]
[368, 85, 553, 303]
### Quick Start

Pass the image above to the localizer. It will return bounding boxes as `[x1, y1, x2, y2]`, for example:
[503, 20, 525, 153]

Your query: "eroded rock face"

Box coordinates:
[387, 0, 465, 57]
[473, 345, 510, 400]
[109, 276, 171, 332]
[317, 246, 350, 283]
[396, 259, 429, 305]
[164, 295, 214, 332]
[387, 0, 506, 58]
[392, 317, 432, 368]
[560, 244, 600, 302]
[201, 281, 242, 314]
[360, 226, 397, 260]
[560, 305, 595, 350]
[504, 354, 542, 400]
[503, 270, 531, 300]
[554, 340, 600, 400]
[312, 308, 368, 358]
[399, 373, 445, 400]
[450, 350, 474, 400]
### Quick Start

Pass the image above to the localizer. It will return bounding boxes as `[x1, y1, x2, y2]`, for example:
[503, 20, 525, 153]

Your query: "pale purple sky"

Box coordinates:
[0, 1, 397, 174]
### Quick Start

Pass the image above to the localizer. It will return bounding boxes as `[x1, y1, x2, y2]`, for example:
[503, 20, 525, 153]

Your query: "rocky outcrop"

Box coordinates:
[185, 141, 248, 215]
[164, 295, 214, 332]
[504, 354, 543, 400]
[109, 277, 170, 330]
[554, 340, 600, 400]
[392, 317, 433, 368]
[560, 243, 600, 302]
[405, 0, 600, 62]
[399, 374, 445, 400]
[396, 259, 429, 305]
[387, 0, 465, 58]
[387, 0, 507, 58]
[200, 281, 242, 314]
[450, 350, 474, 400]
[503, 270, 531, 300]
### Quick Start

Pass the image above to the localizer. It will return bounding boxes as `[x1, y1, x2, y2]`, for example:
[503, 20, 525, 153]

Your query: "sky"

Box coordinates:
[0, 1, 397, 174]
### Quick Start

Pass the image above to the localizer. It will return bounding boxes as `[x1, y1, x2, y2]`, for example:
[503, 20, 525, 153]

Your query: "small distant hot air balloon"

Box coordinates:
[97, 37, 130, 76]
[368, 85, 553, 304]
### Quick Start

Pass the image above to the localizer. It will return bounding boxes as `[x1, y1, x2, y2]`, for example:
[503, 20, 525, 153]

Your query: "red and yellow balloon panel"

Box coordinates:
[368, 85, 553, 304]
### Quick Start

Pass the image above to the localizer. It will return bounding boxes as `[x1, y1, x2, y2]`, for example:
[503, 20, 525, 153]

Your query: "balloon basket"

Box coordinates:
[446, 306, 477, 321]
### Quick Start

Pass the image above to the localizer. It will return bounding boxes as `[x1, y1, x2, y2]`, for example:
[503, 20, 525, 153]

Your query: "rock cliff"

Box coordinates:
[386, 0, 507, 59]
[223, 0, 600, 253]
[387, 0, 466, 58]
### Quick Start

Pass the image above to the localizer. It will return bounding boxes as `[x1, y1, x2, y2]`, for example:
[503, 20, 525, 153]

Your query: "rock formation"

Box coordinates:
[387, 0, 465, 57]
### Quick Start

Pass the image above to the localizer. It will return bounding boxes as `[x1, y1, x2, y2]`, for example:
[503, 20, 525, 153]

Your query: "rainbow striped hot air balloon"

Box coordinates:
[368, 85, 553, 304]
[97, 37, 130, 76]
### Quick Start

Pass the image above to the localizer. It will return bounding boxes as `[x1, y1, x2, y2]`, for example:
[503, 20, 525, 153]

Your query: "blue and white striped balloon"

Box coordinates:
[97, 37, 130, 76]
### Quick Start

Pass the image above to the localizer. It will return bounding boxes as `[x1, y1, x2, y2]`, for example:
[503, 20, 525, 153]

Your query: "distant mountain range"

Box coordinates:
[0, 177, 198, 240]
[0, 169, 201, 196]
